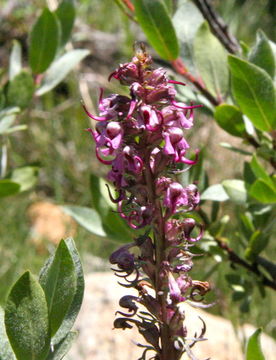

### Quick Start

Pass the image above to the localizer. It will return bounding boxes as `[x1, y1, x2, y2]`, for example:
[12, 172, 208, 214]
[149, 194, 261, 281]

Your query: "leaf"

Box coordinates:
[219, 142, 252, 155]
[162, 0, 173, 14]
[222, 179, 247, 204]
[0, 107, 20, 134]
[249, 179, 276, 204]
[201, 184, 229, 202]
[39, 240, 77, 337]
[46, 331, 77, 360]
[3, 125, 27, 134]
[55, 0, 76, 48]
[61, 205, 106, 237]
[0, 306, 16, 360]
[0, 180, 20, 198]
[9, 40, 22, 81]
[36, 49, 90, 96]
[250, 154, 275, 189]
[244, 162, 257, 187]
[246, 328, 265, 360]
[133, 0, 179, 60]
[214, 104, 245, 137]
[248, 30, 275, 79]
[194, 21, 229, 98]
[103, 208, 135, 243]
[245, 230, 269, 261]
[10, 166, 39, 192]
[89, 174, 110, 217]
[29, 8, 59, 74]
[228, 55, 276, 132]
[5, 271, 50, 360]
[7, 72, 34, 109]
[173, 0, 203, 72]
[49, 238, 84, 345]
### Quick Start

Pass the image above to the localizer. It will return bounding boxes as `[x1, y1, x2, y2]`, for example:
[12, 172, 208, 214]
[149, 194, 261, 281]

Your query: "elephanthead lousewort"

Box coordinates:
[85, 45, 211, 360]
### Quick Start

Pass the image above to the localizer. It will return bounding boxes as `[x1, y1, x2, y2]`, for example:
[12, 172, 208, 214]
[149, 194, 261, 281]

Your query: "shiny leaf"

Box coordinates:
[134, 0, 179, 60]
[248, 30, 275, 78]
[228, 55, 276, 131]
[215, 104, 245, 137]
[194, 21, 228, 97]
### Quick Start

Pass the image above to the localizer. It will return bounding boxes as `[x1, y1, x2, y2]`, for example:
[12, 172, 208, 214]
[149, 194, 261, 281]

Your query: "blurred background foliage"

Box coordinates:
[0, 0, 275, 343]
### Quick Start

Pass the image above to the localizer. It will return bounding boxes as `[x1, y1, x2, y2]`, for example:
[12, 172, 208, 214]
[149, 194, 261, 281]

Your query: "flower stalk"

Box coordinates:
[86, 45, 210, 360]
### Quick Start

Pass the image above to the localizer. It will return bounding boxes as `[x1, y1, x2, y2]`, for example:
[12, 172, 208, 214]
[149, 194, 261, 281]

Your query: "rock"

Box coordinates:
[66, 272, 276, 360]
[28, 201, 76, 252]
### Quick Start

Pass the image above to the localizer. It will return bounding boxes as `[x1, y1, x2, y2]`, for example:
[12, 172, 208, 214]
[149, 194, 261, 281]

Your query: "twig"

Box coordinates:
[192, 0, 240, 54]
[113, 0, 137, 23]
[122, 0, 135, 12]
[215, 237, 276, 291]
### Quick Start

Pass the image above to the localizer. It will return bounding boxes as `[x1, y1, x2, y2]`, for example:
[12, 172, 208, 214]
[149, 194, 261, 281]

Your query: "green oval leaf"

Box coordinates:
[194, 21, 229, 98]
[134, 0, 179, 60]
[201, 184, 229, 202]
[7, 71, 34, 109]
[173, 1, 203, 73]
[9, 40, 22, 81]
[246, 328, 265, 360]
[55, 0, 76, 48]
[0, 306, 16, 360]
[228, 55, 276, 132]
[248, 30, 275, 79]
[0, 180, 20, 198]
[36, 49, 90, 96]
[29, 8, 59, 74]
[222, 179, 247, 204]
[215, 104, 245, 137]
[5, 271, 50, 360]
[47, 238, 84, 345]
[249, 179, 276, 204]
[61, 205, 106, 237]
[39, 240, 77, 337]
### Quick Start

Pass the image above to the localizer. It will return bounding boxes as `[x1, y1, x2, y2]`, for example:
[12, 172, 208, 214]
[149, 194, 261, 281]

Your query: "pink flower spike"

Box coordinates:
[82, 102, 111, 121]
[168, 80, 186, 86]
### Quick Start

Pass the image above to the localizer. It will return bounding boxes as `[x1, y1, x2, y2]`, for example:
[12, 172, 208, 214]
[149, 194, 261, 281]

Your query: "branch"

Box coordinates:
[215, 237, 276, 291]
[192, 0, 240, 54]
